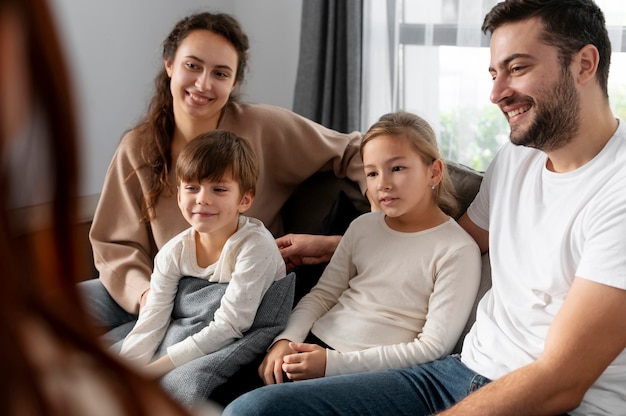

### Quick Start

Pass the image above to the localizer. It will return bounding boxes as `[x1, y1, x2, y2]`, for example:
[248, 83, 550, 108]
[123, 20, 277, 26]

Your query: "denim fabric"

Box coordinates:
[78, 278, 137, 330]
[224, 355, 491, 416]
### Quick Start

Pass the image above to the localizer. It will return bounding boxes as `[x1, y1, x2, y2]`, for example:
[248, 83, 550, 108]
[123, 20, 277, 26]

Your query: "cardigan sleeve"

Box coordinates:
[225, 103, 365, 191]
[89, 132, 156, 313]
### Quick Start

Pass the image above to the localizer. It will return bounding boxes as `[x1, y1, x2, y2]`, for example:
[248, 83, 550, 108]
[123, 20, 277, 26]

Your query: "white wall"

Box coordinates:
[49, 0, 302, 197]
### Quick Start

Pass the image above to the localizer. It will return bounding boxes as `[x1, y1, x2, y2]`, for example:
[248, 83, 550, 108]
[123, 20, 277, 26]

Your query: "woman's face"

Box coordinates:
[165, 30, 239, 132]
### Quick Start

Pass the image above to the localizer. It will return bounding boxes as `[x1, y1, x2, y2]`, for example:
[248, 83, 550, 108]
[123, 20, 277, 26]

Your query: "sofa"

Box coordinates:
[68, 160, 491, 406]
[212, 161, 491, 405]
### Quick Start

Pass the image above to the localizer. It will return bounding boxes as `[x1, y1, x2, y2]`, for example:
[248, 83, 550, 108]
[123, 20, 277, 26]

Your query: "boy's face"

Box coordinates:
[177, 173, 253, 237]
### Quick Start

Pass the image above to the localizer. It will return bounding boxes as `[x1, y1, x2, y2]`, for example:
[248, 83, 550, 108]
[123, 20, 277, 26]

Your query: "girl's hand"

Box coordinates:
[281, 342, 327, 381]
[258, 339, 295, 384]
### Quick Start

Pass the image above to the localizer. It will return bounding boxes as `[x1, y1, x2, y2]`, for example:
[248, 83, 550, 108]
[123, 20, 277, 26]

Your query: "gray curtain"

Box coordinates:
[293, 0, 363, 133]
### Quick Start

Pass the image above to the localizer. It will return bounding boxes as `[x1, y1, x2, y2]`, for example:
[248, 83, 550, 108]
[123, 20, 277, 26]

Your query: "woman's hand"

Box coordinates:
[276, 234, 341, 271]
[281, 342, 327, 381]
[258, 339, 296, 384]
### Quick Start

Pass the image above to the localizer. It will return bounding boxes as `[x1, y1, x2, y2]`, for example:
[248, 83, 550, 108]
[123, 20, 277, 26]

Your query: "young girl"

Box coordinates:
[259, 111, 482, 383]
[81, 11, 366, 329]
[117, 131, 289, 389]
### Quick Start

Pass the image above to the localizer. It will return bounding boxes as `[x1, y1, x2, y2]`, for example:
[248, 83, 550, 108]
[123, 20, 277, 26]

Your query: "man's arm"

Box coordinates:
[276, 234, 341, 271]
[457, 213, 489, 254]
[440, 277, 626, 415]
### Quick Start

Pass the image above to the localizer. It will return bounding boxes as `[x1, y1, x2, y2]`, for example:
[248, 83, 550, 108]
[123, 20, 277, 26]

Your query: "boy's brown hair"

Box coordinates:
[176, 130, 259, 196]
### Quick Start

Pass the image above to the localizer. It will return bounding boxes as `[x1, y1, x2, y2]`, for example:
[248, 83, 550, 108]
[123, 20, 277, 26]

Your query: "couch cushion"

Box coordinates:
[446, 160, 483, 219]
[453, 253, 492, 353]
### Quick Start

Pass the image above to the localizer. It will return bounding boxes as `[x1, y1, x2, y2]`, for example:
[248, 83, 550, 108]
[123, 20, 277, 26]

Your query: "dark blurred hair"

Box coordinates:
[482, 0, 611, 97]
[177, 130, 259, 196]
[361, 111, 459, 218]
[0, 1, 191, 414]
[136, 12, 250, 221]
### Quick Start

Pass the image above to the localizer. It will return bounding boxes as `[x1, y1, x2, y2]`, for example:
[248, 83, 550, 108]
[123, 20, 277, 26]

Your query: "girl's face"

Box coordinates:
[165, 30, 239, 132]
[363, 135, 440, 231]
[177, 173, 253, 239]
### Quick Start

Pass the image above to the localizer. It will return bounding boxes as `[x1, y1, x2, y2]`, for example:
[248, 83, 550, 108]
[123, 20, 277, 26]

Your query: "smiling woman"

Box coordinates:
[79, 10, 368, 407]
[165, 30, 239, 135]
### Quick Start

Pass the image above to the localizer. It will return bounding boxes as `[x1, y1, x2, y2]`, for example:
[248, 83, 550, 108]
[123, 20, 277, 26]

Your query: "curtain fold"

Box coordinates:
[293, 0, 363, 133]
[361, 0, 396, 132]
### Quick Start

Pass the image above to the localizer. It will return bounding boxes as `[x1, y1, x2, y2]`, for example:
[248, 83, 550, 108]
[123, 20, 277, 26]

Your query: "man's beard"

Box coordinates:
[509, 68, 580, 152]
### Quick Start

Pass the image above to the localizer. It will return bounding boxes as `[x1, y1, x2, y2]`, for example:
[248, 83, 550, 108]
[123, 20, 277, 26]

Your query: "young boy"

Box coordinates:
[119, 130, 286, 379]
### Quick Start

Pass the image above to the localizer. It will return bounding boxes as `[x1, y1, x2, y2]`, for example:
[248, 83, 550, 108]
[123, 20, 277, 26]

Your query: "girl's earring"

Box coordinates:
[431, 184, 436, 190]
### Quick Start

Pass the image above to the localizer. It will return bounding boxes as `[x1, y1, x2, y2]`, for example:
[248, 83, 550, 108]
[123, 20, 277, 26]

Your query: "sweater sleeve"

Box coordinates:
[218, 103, 367, 236]
[325, 241, 482, 377]
[167, 221, 286, 367]
[119, 239, 183, 365]
[89, 133, 155, 313]
[285, 108, 366, 194]
[271, 227, 356, 346]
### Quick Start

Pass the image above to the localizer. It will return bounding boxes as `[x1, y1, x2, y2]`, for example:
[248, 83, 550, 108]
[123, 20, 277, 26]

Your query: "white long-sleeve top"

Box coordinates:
[274, 212, 481, 376]
[120, 216, 285, 367]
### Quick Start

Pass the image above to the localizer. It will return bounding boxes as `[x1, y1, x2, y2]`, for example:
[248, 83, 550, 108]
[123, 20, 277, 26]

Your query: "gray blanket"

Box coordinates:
[106, 273, 295, 407]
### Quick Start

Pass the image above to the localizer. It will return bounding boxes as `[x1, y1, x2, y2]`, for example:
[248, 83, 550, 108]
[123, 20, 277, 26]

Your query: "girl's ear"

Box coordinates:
[430, 159, 444, 186]
[238, 190, 254, 213]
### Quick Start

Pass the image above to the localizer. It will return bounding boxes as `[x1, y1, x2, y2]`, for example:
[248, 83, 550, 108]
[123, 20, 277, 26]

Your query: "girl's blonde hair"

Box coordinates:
[361, 111, 459, 217]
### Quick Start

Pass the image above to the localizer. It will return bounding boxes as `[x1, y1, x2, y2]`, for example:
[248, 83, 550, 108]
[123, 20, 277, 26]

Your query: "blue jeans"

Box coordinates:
[223, 355, 491, 416]
[78, 278, 137, 330]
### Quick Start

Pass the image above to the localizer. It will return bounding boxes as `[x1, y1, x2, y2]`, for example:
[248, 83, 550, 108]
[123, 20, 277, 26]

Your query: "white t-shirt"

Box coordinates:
[120, 216, 285, 367]
[276, 211, 482, 376]
[462, 121, 626, 416]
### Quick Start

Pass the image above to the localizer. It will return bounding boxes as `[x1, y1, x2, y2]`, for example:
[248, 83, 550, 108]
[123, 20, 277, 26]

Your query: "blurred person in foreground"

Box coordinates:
[0, 0, 218, 414]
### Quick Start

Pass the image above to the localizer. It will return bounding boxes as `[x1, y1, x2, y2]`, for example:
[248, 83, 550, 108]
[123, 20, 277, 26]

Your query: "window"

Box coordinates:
[362, 0, 626, 171]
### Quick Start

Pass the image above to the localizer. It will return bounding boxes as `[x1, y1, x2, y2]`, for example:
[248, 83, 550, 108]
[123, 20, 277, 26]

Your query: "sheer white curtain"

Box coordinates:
[361, 0, 502, 170]
[361, 0, 626, 171]
[361, 0, 396, 133]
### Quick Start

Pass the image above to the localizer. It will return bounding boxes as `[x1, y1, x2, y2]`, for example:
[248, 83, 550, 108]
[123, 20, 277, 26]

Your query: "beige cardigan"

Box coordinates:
[89, 101, 365, 313]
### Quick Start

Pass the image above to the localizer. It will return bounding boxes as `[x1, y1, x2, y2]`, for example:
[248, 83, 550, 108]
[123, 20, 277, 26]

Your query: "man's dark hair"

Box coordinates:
[482, 0, 611, 97]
